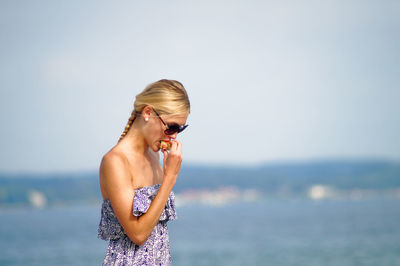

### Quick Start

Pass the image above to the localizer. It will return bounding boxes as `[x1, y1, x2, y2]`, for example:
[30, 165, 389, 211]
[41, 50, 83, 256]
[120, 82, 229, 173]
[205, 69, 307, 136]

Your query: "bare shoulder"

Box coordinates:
[100, 151, 128, 179]
[101, 150, 126, 169]
[99, 150, 132, 200]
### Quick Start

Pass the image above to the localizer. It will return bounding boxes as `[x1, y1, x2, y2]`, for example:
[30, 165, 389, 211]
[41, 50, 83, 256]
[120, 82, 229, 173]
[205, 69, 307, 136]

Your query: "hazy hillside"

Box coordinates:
[1, 159, 399, 207]
[178, 159, 400, 192]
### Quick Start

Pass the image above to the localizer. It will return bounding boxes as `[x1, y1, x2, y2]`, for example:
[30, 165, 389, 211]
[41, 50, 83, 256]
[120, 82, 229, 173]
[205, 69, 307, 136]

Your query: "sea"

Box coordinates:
[0, 198, 399, 266]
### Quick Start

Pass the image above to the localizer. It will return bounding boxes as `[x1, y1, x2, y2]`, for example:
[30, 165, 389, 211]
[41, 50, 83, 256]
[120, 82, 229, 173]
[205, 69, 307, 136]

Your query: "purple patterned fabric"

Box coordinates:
[98, 184, 177, 265]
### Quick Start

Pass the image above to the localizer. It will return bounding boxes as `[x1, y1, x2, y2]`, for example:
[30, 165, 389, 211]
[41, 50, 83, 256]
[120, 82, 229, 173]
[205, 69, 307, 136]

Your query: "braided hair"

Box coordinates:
[118, 109, 137, 143]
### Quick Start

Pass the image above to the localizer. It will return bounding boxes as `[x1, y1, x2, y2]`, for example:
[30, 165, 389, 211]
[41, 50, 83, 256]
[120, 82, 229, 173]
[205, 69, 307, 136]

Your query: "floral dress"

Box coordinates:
[98, 184, 177, 265]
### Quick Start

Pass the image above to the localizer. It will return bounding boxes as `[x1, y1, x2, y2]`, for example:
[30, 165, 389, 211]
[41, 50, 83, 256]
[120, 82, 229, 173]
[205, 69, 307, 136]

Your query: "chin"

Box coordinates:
[150, 145, 160, 153]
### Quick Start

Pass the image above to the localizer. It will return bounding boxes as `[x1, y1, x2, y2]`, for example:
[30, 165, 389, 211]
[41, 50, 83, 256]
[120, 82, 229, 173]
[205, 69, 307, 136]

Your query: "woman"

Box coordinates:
[97, 79, 190, 265]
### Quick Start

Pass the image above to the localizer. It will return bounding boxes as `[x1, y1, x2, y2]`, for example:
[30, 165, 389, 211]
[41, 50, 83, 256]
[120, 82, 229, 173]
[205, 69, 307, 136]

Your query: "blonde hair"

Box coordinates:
[118, 79, 190, 142]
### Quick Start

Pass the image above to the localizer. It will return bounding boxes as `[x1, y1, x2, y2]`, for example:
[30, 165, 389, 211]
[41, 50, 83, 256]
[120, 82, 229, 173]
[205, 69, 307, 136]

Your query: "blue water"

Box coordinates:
[1, 198, 399, 266]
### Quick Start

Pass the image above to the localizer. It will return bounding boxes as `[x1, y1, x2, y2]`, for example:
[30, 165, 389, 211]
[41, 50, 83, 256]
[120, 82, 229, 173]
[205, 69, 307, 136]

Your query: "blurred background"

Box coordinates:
[1, 0, 399, 265]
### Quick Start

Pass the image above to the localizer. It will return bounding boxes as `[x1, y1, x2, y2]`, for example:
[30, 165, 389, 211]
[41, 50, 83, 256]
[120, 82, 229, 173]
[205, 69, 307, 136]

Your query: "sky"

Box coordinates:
[0, 0, 399, 173]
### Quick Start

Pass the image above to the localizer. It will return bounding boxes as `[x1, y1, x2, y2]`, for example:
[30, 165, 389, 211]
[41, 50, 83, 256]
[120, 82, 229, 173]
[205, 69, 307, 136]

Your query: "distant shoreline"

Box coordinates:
[1, 159, 399, 208]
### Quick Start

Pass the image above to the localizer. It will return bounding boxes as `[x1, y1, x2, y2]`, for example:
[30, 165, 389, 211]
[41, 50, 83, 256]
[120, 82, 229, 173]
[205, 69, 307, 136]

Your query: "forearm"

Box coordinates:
[137, 179, 175, 230]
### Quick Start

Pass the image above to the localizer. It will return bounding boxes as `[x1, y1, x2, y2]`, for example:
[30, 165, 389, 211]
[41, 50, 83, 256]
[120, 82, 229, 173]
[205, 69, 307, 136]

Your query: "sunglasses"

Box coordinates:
[152, 108, 188, 135]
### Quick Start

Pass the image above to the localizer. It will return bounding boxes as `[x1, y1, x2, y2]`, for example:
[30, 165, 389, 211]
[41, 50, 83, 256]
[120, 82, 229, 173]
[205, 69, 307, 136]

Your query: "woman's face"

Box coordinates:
[143, 107, 189, 152]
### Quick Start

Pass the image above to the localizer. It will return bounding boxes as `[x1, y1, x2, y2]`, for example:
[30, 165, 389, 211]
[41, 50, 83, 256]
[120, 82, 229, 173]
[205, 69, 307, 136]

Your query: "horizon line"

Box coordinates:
[1, 156, 399, 177]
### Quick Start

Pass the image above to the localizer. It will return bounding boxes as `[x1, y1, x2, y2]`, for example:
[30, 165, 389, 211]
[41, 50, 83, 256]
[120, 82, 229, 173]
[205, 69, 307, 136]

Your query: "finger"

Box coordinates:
[172, 139, 179, 146]
[175, 140, 182, 153]
[162, 150, 168, 165]
[170, 139, 178, 152]
[174, 141, 182, 155]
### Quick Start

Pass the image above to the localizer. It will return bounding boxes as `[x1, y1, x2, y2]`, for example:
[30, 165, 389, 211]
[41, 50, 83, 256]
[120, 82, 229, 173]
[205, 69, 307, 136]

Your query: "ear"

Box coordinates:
[141, 105, 153, 120]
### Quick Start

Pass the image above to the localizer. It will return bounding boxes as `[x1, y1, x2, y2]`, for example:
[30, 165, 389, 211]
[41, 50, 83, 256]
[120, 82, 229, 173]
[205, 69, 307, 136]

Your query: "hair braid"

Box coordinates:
[118, 110, 136, 142]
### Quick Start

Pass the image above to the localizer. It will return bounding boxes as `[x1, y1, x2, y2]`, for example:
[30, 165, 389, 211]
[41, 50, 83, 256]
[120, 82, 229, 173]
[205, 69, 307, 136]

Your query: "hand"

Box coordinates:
[162, 139, 182, 185]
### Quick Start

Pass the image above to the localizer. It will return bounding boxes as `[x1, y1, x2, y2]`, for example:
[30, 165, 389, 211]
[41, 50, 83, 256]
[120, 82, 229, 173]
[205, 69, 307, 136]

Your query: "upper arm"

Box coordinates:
[100, 153, 140, 240]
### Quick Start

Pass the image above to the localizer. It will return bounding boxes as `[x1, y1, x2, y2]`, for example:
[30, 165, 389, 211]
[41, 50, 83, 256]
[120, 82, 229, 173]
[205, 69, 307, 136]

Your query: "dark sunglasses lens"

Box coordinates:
[165, 124, 187, 135]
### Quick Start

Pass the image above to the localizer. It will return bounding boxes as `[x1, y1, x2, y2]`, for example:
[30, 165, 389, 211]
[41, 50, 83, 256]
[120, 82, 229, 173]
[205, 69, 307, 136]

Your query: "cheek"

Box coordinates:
[148, 127, 164, 141]
[145, 122, 163, 137]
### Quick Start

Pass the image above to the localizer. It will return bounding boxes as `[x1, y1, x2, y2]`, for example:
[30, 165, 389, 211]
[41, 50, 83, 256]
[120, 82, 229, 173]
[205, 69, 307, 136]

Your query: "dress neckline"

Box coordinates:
[102, 183, 161, 202]
[135, 183, 161, 190]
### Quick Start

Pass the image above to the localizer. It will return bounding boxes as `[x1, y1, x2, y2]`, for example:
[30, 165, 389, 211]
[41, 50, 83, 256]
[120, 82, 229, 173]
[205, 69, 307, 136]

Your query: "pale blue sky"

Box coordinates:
[1, 0, 399, 173]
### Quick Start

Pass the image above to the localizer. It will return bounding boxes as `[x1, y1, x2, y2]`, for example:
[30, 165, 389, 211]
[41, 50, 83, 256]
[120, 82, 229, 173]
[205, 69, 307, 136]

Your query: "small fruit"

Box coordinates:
[160, 140, 172, 151]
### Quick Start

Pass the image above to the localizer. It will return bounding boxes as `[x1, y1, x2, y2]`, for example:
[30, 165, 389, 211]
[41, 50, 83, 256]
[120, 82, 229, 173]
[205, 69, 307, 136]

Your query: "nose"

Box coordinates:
[168, 132, 178, 140]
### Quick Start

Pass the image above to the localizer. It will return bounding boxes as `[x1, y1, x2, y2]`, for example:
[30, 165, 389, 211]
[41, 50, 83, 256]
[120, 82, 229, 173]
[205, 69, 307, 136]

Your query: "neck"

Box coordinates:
[118, 119, 149, 156]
